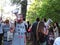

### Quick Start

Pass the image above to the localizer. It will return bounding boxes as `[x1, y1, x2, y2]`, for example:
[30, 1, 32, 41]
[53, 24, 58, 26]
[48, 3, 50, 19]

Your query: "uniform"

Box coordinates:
[12, 22, 26, 45]
[3, 24, 11, 45]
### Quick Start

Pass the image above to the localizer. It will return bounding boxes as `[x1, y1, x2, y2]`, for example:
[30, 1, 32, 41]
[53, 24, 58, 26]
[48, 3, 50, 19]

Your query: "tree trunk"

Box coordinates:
[21, 0, 27, 19]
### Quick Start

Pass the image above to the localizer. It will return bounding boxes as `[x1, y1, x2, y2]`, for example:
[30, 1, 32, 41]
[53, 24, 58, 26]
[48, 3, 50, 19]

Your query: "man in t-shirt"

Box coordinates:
[12, 14, 26, 45]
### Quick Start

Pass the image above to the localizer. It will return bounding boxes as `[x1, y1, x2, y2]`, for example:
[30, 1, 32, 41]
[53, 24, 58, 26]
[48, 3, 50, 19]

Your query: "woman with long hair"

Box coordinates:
[36, 21, 48, 45]
[53, 22, 59, 39]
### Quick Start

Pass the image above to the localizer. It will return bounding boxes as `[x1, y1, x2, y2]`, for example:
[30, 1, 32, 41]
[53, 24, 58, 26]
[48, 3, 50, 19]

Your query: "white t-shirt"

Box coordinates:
[53, 37, 60, 45]
[16, 22, 26, 33]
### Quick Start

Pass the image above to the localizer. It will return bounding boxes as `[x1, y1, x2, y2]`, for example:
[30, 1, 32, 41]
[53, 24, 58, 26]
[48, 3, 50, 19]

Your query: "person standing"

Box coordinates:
[0, 17, 3, 45]
[48, 24, 54, 45]
[31, 18, 40, 45]
[3, 19, 11, 45]
[12, 14, 26, 45]
[43, 18, 53, 45]
[27, 21, 31, 41]
[43, 18, 49, 45]
[36, 21, 48, 45]
[53, 22, 59, 39]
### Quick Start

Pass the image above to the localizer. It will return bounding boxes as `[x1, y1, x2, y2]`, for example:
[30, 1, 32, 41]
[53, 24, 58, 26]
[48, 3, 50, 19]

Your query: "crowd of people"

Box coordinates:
[29, 18, 60, 45]
[0, 14, 60, 45]
[0, 14, 29, 45]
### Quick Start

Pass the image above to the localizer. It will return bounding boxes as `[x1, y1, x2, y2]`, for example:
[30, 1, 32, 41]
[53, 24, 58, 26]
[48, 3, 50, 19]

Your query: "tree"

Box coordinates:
[21, 0, 27, 19]
[27, 0, 60, 23]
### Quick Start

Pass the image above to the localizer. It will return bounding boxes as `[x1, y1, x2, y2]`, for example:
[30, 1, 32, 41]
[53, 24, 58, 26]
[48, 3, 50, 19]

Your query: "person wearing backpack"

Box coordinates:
[12, 14, 26, 45]
[36, 21, 48, 45]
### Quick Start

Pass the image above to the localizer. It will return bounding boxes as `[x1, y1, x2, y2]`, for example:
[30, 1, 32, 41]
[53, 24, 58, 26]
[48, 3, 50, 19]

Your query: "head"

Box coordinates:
[54, 22, 59, 27]
[17, 14, 23, 23]
[27, 21, 29, 24]
[36, 18, 40, 22]
[38, 21, 45, 32]
[5, 19, 9, 24]
[43, 18, 47, 22]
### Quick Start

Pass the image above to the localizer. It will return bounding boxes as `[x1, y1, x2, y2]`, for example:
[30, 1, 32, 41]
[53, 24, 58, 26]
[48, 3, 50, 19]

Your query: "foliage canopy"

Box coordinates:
[27, 0, 60, 23]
